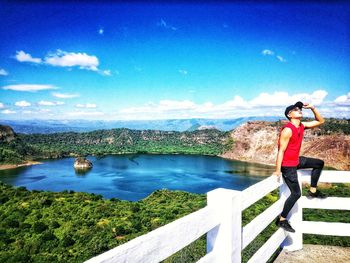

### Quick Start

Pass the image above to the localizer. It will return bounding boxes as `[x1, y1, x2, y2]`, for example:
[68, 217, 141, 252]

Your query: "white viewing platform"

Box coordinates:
[85, 170, 350, 263]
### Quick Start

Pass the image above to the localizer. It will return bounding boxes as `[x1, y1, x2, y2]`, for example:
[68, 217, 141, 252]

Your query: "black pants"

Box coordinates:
[280, 156, 324, 218]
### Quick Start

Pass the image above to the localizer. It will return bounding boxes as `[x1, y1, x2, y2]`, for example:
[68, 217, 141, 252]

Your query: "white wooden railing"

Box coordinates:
[85, 170, 350, 263]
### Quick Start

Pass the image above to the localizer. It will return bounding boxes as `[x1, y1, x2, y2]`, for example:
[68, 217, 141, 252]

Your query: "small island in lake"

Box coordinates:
[74, 157, 93, 170]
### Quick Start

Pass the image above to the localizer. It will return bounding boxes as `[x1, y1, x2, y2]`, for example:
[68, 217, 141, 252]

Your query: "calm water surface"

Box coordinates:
[0, 154, 274, 201]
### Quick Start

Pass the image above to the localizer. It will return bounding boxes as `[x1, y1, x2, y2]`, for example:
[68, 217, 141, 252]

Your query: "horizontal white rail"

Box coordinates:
[301, 196, 350, 210]
[301, 221, 350, 236]
[241, 175, 282, 210]
[247, 228, 288, 263]
[85, 206, 219, 263]
[242, 198, 284, 249]
[299, 170, 350, 183]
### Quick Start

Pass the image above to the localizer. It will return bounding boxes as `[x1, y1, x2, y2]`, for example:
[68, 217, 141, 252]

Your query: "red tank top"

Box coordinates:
[278, 122, 304, 167]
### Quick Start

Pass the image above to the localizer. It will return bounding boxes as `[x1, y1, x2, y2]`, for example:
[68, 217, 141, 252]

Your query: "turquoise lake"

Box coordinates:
[0, 154, 275, 201]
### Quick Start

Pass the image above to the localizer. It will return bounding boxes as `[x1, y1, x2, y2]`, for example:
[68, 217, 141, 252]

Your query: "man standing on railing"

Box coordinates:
[273, 101, 326, 233]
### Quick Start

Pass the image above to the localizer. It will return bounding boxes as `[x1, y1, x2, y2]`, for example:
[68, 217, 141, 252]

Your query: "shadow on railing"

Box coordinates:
[85, 170, 350, 263]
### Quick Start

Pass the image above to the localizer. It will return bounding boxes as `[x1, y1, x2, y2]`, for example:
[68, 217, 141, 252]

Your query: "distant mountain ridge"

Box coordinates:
[1, 117, 281, 134]
[1, 118, 348, 170]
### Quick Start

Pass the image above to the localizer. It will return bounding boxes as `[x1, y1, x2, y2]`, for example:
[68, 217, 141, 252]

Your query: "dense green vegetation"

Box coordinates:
[0, 182, 349, 262]
[272, 117, 350, 135]
[0, 137, 42, 164]
[1, 127, 231, 165]
[317, 118, 350, 135]
[0, 182, 206, 262]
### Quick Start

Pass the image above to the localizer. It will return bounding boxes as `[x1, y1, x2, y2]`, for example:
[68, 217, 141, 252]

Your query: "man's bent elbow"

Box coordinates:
[278, 149, 286, 155]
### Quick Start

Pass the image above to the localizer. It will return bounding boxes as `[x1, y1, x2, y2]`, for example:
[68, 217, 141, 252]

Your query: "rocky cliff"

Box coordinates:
[74, 157, 93, 170]
[220, 121, 350, 170]
[0, 125, 16, 143]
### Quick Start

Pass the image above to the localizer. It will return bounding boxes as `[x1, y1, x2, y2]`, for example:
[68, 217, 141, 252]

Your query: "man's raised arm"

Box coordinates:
[302, 103, 325, 129]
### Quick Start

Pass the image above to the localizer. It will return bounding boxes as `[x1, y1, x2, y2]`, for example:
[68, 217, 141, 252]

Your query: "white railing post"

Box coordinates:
[279, 173, 303, 251]
[206, 188, 242, 263]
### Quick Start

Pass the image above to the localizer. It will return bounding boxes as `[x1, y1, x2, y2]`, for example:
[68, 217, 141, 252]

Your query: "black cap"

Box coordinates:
[284, 101, 304, 119]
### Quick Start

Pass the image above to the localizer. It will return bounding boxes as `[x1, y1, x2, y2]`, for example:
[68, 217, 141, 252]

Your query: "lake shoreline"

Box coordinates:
[0, 154, 271, 201]
[0, 152, 277, 173]
[0, 161, 42, 170]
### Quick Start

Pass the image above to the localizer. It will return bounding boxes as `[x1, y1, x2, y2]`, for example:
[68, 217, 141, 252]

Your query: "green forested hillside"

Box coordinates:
[1, 182, 349, 263]
[0, 182, 206, 262]
[0, 125, 41, 164]
[316, 118, 350, 135]
[1, 127, 231, 164]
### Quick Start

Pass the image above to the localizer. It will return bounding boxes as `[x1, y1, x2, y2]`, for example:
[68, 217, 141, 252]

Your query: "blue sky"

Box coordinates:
[0, 1, 349, 120]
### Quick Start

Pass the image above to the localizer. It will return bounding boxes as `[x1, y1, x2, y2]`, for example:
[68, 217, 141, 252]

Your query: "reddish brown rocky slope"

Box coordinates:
[220, 121, 350, 171]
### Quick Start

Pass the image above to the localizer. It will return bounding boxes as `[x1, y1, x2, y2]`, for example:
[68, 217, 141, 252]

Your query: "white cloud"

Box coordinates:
[158, 19, 167, 27]
[52, 92, 79, 99]
[276, 55, 287, 62]
[249, 90, 327, 107]
[307, 90, 328, 105]
[157, 18, 177, 31]
[15, 100, 31, 107]
[121, 100, 197, 114]
[38, 100, 64, 106]
[1, 109, 16, 114]
[0, 102, 4, 108]
[0, 69, 8, 76]
[250, 92, 291, 107]
[194, 102, 214, 113]
[220, 96, 249, 109]
[15, 51, 42, 63]
[100, 69, 111, 76]
[159, 100, 195, 111]
[2, 84, 57, 92]
[15, 50, 110, 76]
[67, 111, 104, 117]
[116, 89, 331, 120]
[45, 50, 99, 71]
[262, 49, 274, 56]
[39, 109, 52, 113]
[76, 103, 97, 108]
[23, 110, 33, 114]
[179, 69, 188, 75]
[262, 49, 287, 63]
[334, 92, 350, 106]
